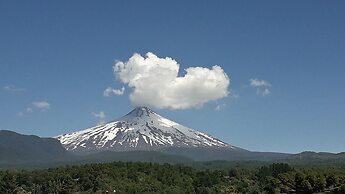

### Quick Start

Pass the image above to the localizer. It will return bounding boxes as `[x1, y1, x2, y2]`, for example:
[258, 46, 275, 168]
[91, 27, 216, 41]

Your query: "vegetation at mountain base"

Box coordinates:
[1, 162, 345, 194]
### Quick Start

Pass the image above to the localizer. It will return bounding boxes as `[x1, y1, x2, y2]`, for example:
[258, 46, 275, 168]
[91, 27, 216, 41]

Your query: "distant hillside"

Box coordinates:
[0, 130, 68, 163]
[283, 151, 345, 163]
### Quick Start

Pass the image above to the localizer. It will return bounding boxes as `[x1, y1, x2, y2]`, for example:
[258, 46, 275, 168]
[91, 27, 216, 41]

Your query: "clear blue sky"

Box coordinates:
[1, 0, 344, 153]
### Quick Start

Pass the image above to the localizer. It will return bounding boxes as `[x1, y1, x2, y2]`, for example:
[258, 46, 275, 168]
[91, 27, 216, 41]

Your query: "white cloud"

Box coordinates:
[32, 101, 50, 111]
[249, 79, 271, 87]
[3, 85, 26, 92]
[249, 78, 272, 96]
[92, 111, 106, 125]
[103, 86, 125, 97]
[114, 52, 230, 110]
[17, 109, 29, 116]
[17, 101, 50, 116]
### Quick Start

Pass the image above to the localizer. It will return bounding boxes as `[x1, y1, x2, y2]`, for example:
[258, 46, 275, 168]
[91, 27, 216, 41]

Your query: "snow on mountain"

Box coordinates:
[57, 107, 234, 152]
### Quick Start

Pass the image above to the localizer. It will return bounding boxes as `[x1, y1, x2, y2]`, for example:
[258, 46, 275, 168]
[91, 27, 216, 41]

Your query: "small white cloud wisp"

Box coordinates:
[18, 100, 50, 116]
[92, 111, 106, 125]
[3, 85, 26, 92]
[113, 52, 230, 110]
[32, 101, 50, 111]
[249, 78, 272, 96]
[103, 87, 125, 97]
[215, 103, 227, 111]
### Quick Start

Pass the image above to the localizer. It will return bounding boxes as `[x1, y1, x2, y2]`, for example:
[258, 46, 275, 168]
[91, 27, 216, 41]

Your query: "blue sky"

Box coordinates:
[1, 0, 345, 153]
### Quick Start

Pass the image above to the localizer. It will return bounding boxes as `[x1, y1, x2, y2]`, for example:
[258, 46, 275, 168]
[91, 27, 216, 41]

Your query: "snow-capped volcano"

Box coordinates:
[57, 107, 234, 152]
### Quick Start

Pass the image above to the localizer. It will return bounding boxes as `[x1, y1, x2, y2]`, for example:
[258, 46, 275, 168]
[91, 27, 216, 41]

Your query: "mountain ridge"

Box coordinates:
[1, 129, 345, 169]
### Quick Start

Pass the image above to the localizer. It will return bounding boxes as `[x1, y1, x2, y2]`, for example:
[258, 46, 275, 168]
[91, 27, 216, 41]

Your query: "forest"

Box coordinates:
[1, 161, 345, 194]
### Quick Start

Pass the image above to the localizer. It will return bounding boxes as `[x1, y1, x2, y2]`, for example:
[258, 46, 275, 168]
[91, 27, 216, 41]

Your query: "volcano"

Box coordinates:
[57, 107, 236, 152]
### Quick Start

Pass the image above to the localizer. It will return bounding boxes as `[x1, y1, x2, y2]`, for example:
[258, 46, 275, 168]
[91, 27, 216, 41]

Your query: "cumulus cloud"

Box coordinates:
[3, 85, 26, 92]
[249, 78, 271, 96]
[92, 111, 106, 125]
[103, 86, 125, 96]
[113, 52, 230, 110]
[32, 101, 50, 111]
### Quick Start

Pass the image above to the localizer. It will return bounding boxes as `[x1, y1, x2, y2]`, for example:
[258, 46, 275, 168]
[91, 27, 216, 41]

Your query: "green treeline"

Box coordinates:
[1, 162, 345, 194]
